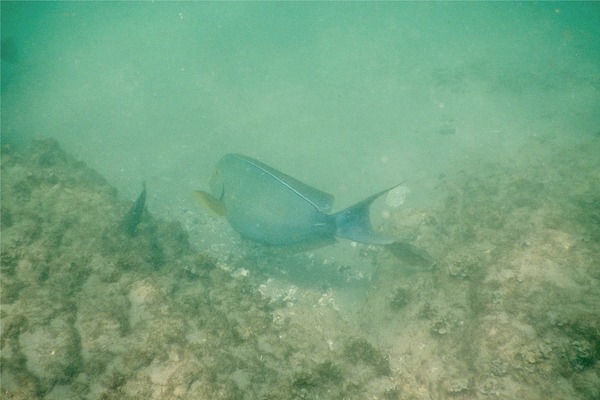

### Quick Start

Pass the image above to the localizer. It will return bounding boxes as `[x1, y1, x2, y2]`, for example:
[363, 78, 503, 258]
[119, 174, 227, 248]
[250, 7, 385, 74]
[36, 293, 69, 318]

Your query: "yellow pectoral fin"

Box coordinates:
[193, 191, 226, 216]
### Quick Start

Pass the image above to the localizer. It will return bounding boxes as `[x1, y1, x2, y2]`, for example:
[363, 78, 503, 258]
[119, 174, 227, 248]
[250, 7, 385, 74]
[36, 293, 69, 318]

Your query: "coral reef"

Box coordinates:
[1, 138, 599, 399]
[361, 141, 600, 399]
[0, 140, 389, 399]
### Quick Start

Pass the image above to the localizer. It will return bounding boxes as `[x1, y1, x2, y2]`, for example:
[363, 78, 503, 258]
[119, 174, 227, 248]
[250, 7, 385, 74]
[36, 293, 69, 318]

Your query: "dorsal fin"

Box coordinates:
[229, 154, 334, 212]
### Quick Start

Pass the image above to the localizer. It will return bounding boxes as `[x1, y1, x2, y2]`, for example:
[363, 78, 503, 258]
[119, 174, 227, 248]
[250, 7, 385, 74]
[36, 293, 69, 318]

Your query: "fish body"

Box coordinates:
[121, 181, 146, 236]
[196, 154, 396, 247]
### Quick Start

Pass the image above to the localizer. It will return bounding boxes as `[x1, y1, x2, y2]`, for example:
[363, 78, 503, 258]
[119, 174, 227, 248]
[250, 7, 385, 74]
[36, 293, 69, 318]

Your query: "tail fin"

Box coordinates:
[333, 186, 399, 245]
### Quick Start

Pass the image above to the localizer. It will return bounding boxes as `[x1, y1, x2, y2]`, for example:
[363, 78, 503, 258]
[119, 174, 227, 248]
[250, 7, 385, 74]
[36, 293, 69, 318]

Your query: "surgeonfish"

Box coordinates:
[194, 153, 398, 247]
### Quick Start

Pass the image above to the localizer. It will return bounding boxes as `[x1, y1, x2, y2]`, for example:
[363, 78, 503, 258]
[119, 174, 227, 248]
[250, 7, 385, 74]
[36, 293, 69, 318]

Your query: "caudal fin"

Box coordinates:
[333, 186, 399, 245]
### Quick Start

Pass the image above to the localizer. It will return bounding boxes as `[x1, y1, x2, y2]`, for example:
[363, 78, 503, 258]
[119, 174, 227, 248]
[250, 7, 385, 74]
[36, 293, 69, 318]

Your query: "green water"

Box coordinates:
[3, 2, 598, 209]
[2, 2, 599, 399]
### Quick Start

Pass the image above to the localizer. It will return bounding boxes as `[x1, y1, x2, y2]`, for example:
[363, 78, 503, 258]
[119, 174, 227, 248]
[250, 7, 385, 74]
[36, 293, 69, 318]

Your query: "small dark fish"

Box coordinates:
[195, 154, 399, 247]
[121, 182, 146, 237]
[386, 242, 434, 267]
